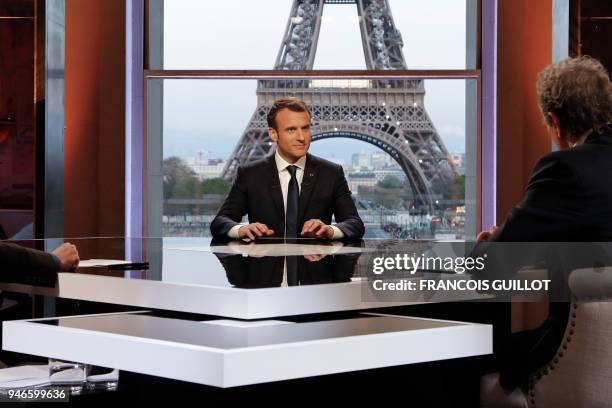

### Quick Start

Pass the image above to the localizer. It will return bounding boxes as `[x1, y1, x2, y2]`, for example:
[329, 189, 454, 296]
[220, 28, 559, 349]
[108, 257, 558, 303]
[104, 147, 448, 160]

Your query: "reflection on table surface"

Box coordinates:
[3, 237, 490, 318]
[4, 237, 444, 289]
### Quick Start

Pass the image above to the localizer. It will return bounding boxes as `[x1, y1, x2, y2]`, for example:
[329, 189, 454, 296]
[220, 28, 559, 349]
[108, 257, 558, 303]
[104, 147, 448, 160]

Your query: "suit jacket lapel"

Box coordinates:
[298, 154, 317, 225]
[266, 156, 285, 232]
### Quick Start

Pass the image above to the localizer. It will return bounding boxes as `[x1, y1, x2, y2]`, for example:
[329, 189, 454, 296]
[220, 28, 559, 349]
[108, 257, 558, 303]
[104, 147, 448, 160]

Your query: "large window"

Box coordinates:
[146, 0, 480, 240]
[162, 0, 468, 70]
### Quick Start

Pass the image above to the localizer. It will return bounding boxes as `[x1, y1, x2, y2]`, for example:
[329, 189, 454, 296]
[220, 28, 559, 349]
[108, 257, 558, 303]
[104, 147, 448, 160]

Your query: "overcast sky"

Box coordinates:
[162, 0, 469, 162]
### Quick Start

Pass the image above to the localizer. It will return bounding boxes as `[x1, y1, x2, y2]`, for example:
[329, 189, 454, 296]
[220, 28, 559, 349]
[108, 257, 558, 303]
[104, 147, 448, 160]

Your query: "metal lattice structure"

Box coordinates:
[223, 0, 456, 209]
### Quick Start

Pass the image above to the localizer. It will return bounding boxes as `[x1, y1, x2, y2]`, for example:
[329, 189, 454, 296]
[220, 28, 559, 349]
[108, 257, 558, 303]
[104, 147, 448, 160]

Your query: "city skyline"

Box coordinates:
[180, 148, 466, 182]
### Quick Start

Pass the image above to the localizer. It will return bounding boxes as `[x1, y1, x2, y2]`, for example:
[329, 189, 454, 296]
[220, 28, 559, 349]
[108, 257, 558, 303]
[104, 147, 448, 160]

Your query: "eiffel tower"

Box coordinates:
[222, 0, 456, 209]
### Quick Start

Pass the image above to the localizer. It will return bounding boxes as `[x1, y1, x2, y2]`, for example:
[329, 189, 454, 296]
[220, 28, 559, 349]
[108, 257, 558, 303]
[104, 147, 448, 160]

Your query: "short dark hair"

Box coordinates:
[537, 56, 612, 137]
[267, 97, 311, 130]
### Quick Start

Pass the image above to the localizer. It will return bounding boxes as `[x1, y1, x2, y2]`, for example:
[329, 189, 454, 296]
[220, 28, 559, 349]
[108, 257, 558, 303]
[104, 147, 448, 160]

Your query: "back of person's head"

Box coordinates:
[537, 56, 612, 138]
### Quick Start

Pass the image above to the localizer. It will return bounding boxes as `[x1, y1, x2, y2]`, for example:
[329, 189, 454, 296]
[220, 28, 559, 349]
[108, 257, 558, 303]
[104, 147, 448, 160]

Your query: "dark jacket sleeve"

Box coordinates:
[0, 242, 59, 286]
[210, 166, 249, 238]
[490, 153, 583, 242]
[472, 153, 584, 273]
[331, 166, 365, 239]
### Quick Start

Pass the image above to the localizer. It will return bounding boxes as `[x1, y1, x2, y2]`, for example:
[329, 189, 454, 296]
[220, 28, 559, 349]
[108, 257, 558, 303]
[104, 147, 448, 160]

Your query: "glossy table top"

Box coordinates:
[1, 237, 479, 318]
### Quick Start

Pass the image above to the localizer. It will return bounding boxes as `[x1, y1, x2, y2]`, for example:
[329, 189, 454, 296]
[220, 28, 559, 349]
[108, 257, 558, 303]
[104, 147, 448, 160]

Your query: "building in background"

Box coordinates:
[351, 152, 370, 170]
[189, 150, 227, 180]
[448, 152, 465, 175]
[371, 151, 393, 169]
[346, 171, 377, 194]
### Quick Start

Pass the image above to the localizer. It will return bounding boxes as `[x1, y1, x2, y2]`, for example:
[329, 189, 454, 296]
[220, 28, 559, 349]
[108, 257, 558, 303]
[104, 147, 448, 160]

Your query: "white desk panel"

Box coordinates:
[3, 312, 492, 388]
[0, 273, 489, 319]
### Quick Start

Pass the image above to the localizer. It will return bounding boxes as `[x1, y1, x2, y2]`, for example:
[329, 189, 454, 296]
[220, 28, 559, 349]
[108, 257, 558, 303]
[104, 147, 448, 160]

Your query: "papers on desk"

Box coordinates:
[0, 365, 49, 389]
[78, 259, 148, 270]
[79, 259, 135, 267]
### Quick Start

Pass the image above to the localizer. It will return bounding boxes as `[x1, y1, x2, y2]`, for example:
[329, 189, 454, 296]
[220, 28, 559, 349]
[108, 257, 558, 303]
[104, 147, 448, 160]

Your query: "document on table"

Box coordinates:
[78, 259, 138, 267]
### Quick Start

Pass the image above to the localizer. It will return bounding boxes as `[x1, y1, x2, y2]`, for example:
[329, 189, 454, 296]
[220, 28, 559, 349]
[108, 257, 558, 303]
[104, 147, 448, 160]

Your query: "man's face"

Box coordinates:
[268, 108, 311, 163]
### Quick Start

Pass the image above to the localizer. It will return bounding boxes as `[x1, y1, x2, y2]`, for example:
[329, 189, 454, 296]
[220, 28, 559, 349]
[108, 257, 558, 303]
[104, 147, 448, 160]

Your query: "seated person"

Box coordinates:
[211, 97, 365, 241]
[476, 56, 612, 389]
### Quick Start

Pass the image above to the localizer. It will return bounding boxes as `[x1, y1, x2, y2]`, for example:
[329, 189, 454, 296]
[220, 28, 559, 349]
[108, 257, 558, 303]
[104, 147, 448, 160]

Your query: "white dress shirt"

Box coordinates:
[228, 151, 344, 239]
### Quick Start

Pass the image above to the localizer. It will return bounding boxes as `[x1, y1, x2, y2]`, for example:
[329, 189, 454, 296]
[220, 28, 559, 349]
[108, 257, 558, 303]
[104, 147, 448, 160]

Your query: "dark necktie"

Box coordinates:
[286, 255, 299, 286]
[285, 165, 299, 285]
[285, 165, 299, 238]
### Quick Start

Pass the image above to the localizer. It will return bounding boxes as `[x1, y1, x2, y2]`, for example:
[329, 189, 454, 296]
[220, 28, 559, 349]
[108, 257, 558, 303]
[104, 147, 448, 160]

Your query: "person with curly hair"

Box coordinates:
[478, 56, 612, 390]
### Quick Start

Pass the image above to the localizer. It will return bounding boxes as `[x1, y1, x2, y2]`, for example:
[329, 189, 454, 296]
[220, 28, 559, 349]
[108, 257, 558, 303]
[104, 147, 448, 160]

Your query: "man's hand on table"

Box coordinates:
[300, 219, 334, 239]
[238, 223, 275, 241]
[52, 243, 80, 271]
[476, 226, 498, 243]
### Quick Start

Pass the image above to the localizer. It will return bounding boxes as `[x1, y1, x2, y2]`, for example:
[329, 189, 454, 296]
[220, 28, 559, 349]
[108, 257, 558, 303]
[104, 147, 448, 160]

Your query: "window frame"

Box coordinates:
[139, 0, 493, 241]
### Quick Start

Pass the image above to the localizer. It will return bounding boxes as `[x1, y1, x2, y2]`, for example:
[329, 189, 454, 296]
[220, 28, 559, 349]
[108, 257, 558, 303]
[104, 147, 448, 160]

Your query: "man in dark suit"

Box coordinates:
[0, 241, 80, 286]
[476, 56, 612, 389]
[211, 97, 365, 240]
